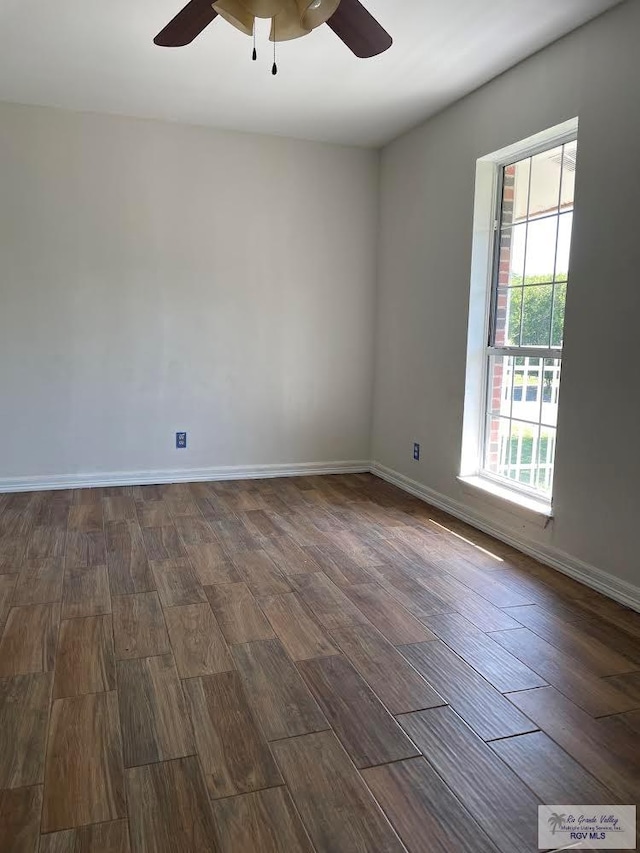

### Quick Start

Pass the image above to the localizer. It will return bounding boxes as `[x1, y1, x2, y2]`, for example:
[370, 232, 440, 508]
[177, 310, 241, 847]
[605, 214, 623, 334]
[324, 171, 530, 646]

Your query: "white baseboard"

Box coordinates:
[371, 462, 640, 614]
[0, 460, 370, 494]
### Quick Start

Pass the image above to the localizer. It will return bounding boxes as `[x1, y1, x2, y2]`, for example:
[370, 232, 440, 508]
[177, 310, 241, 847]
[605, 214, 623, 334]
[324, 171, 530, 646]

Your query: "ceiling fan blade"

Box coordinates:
[154, 0, 218, 47]
[327, 0, 392, 58]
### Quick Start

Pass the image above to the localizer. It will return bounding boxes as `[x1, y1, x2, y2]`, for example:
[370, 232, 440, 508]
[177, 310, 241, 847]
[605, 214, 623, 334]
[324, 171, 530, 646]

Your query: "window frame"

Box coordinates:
[460, 119, 579, 513]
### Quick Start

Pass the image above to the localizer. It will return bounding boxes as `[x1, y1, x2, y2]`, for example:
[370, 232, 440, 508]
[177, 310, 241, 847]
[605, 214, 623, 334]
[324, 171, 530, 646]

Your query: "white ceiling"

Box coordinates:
[0, 0, 624, 146]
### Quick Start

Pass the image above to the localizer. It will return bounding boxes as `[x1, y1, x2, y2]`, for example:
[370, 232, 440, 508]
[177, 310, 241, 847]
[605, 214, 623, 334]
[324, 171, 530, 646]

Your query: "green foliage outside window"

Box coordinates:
[507, 275, 566, 347]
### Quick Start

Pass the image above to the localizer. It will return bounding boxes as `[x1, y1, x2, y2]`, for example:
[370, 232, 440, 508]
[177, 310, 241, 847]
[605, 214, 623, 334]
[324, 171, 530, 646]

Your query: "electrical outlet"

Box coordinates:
[176, 432, 187, 449]
[413, 442, 420, 461]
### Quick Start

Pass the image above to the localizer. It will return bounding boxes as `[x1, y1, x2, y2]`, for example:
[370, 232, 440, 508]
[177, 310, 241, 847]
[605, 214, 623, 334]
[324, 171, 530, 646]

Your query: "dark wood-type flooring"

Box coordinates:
[0, 473, 638, 852]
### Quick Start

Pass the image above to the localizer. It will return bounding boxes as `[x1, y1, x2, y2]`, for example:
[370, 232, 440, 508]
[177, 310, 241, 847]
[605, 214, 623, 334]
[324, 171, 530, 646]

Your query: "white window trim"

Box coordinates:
[458, 474, 553, 519]
[460, 118, 579, 516]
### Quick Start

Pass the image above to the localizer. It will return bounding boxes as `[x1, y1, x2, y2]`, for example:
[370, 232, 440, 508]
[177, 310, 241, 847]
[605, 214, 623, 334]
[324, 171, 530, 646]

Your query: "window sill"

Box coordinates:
[458, 475, 553, 522]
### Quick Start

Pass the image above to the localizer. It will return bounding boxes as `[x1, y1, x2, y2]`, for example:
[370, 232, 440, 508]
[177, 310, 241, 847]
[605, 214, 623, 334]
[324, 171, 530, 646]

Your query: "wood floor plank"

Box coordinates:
[584, 603, 640, 640]
[39, 819, 130, 853]
[343, 582, 436, 645]
[0, 603, 60, 677]
[453, 594, 523, 632]
[271, 514, 328, 548]
[61, 566, 111, 620]
[489, 567, 583, 617]
[141, 526, 185, 561]
[195, 495, 236, 522]
[212, 787, 312, 853]
[184, 543, 240, 586]
[507, 686, 640, 802]
[367, 536, 435, 577]
[0, 672, 53, 788]
[126, 756, 218, 853]
[136, 486, 165, 500]
[0, 500, 29, 530]
[230, 491, 266, 513]
[240, 510, 287, 540]
[299, 655, 420, 768]
[598, 709, 640, 748]
[165, 498, 202, 519]
[363, 758, 500, 853]
[53, 615, 115, 699]
[262, 490, 303, 514]
[262, 537, 322, 576]
[150, 558, 206, 608]
[13, 558, 65, 606]
[0, 537, 28, 574]
[232, 550, 291, 597]
[157, 483, 192, 501]
[366, 567, 455, 621]
[399, 706, 540, 853]
[112, 592, 171, 660]
[26, 528, 66, 562]
[605, 709, 640, 736]
[184, 671, 283, 799]
[424, 614, 547, 692]
[65, 532, 106, 570]
[603, 671, 640, 704]
[102, 497, 136, 523]
[263, 482, 309, 511]
[231, 639, 328, 741]
[32, 498, 70, 531]
[491, 626, 638, 716]
[0, 574, 18, 632]
[434, 524, 507, 570]
[330, 624, 445, 715]
[384, 524, 445, 561]
[302, 544, 372, 586]
[42, 691, 125, 832]
[574, 593, 640, 630]
[72, 487, 104, 504]
[136, 501, 173, 528]
[303, 508, 348, 536]
[0, 785, 42, 853]
[67, 504, 103, 533]
[105, 522, 154, 597]
[259, 592, 338, 661]
[502, 604, 638, 675]
[174, 517, 218, 546]
[209, 519, 259, 554]
[117, 654, 195, 767]
[205, 583, 274, 644]
[574, 616, 640, 666]
[271, 730, 404, 853]
[164, 603, 233, 678]
[490, 730, 618, 804]
[290, 572, 370, 630]
[516, 559, 613, 605]
[400, 640, 537, 740]
[0, 499, 32, 526]
[434, 557, 532, 607]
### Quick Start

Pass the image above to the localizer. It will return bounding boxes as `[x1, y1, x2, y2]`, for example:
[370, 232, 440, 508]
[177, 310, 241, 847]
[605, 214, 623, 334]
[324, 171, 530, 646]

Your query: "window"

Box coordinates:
[462, 121, 578, 508]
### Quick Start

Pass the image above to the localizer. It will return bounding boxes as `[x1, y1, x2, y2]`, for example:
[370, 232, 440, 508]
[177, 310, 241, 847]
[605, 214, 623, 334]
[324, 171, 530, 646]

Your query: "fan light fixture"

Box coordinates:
[213, 0, 341, 42]
[154, 0, 393, 73]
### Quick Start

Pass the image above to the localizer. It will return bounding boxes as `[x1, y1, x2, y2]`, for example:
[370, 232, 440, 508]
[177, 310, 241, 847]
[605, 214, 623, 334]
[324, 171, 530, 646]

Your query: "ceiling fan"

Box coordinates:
[154, 0, 393, 62]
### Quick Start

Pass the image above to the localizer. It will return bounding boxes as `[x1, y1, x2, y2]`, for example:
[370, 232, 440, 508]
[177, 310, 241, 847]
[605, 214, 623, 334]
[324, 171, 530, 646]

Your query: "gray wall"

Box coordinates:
[373, 0, 640, 590]
[0, 103, 378, 482]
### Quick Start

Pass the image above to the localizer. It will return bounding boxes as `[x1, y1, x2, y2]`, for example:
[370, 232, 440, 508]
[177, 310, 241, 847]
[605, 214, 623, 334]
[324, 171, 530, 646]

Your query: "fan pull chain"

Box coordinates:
[252, 21, 257, 61]
[272, 18, 278, 75]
